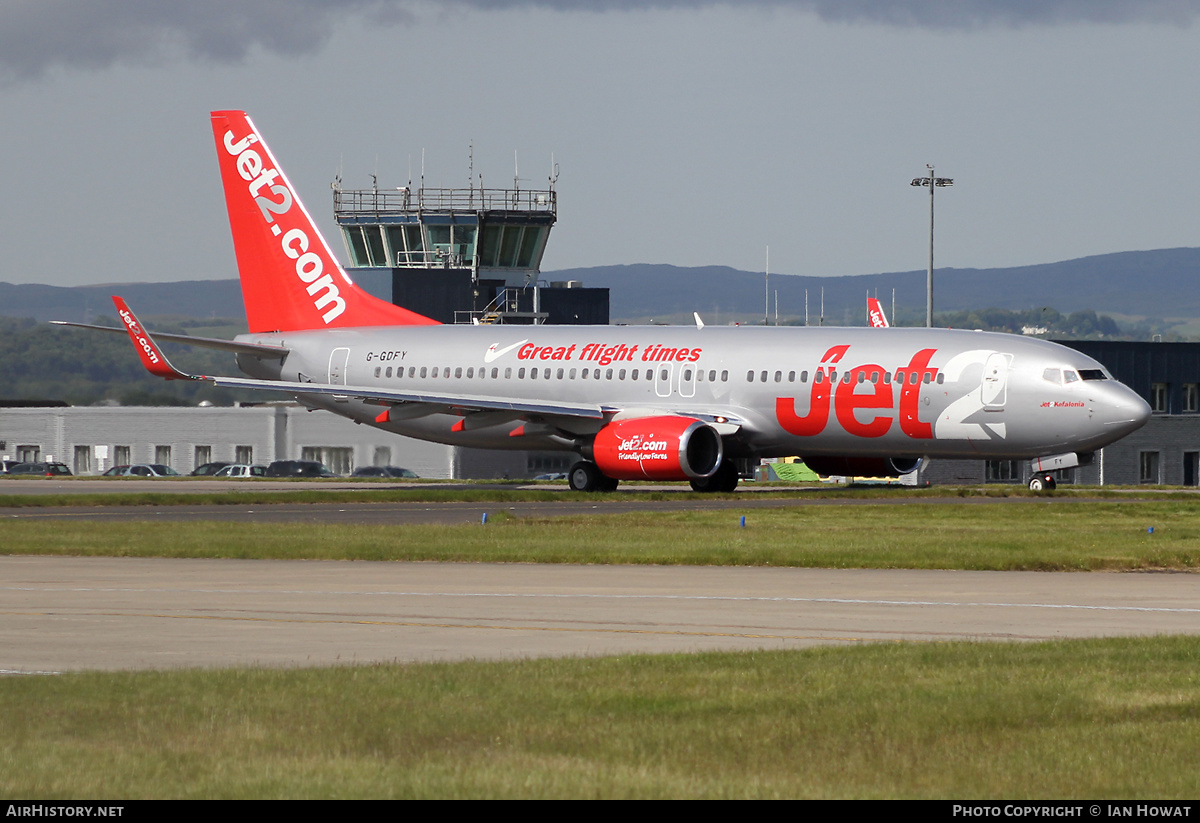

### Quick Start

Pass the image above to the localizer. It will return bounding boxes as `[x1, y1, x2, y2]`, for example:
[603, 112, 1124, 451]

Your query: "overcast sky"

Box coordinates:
[1, 0, 1197, 287]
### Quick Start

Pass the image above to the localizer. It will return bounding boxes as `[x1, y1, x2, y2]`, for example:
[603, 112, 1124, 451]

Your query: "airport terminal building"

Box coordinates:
[0, 402, 570, 479]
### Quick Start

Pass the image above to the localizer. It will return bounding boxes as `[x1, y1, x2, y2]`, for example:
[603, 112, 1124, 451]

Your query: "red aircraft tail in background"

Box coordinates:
[867, 297, 889, 328]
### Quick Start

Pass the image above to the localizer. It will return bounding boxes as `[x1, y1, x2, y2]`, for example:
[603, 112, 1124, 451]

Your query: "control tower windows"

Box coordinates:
[517, 227, 543, 268]
[499, 227, 520, 268]
[478, 225, 546, 269]
[344, 226, 389, 267]
[426, 224, 475, 266]
[385, 225, 429, 266]
[346, 227, 369, 267]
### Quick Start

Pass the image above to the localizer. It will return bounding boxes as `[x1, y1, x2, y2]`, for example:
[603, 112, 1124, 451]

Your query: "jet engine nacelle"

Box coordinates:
[802, 456, 923, 478]
[590, 416, 723, 481]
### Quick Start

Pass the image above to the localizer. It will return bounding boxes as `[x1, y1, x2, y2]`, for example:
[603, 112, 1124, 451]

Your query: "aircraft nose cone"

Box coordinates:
[1100, 386, 1151, 436]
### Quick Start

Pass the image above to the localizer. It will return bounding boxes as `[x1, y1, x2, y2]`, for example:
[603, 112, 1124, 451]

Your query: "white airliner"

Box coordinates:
[59, 111, 1150, 492]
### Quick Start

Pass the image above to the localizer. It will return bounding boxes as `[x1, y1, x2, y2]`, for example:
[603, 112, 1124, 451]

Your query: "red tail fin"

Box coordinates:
[867, 297, 889, 328]
[211, 110, 438, 333]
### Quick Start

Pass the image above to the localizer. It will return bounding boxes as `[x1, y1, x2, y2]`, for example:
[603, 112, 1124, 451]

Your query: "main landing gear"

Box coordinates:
[568, 461, 619, 492]
[1027, 473, 1057, 492]
[689, 460, 740, 493]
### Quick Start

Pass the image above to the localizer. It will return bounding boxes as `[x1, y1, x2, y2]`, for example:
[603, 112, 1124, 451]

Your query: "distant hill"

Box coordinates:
[2, 248, 1196, 326]
[551, 248, 1200, 325]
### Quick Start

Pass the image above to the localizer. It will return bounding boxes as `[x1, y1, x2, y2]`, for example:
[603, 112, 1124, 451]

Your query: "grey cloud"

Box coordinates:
[489, 0, 1200, 26]
[3, 0, 1197, 82]
[0, 0, 408, 81]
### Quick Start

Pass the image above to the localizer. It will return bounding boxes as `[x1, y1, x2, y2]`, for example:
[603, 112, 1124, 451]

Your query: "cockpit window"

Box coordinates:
[1064, 370, 1079, 384]
[1042, 368, 1061, 384]
[1079, 369, 1107, 381]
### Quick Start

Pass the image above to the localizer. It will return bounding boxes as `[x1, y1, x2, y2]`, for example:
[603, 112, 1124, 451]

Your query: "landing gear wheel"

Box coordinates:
[689, 461, 740, 493]
[1028, 473, 1056, 492]
[568, 461, 617, 492]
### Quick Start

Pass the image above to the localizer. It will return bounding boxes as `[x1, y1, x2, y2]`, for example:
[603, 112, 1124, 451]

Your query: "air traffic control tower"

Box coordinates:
[333, 175, 608, 325]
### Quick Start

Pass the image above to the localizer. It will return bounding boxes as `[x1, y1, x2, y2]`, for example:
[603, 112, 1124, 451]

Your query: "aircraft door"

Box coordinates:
[329, 348, 350, 386]
[981, 352, 1011, 411]
[655, 364, 674, 398]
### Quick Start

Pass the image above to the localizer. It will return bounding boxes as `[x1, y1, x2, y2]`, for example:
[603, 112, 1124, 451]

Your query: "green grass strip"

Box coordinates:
[4, 501, 1198, 570]
[0, 483, 1186, 509]
[2, 637, 1198, 798]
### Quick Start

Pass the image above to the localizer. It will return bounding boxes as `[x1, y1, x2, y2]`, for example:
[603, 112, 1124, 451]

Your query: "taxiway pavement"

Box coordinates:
[3, 556, 1196, 673]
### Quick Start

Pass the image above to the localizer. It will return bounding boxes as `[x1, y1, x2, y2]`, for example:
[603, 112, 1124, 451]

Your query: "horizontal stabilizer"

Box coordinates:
[50, 320, 289, 358]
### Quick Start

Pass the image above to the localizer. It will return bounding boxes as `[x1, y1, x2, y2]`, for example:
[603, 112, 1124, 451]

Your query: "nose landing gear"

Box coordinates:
[1027, 473, 1057, 492]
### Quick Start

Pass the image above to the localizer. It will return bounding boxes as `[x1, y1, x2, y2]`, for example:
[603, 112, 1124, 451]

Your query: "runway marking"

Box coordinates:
[3, 586, 1198, 614]
[0, 609, 886, 643]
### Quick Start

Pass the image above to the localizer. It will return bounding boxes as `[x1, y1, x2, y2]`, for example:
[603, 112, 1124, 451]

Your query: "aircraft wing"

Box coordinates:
[50, 320, 289, 358]
[103, 295, 606, 420]
[207, 374, 609, 419]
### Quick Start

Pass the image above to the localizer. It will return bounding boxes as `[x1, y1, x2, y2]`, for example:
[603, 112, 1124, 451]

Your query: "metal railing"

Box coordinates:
[335, 186, 556, 217]
[453, 286, 547, 325]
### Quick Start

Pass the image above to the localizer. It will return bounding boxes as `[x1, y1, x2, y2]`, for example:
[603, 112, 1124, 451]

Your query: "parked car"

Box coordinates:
[532, 472, 568, 481]
[350, 466, 418, 479]
[213, 464, 267, 478]
[1, 459, 26, 474]
[102, 464, 180, 477]
[191, 462, 232, 476]
[265, 460, 336, 478]
[6, 462, 72, 476]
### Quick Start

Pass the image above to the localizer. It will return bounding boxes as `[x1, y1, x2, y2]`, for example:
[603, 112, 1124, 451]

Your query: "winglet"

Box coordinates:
[112, 296, 195, 381]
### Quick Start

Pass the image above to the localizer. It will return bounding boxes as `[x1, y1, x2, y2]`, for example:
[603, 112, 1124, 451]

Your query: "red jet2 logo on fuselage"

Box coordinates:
[775, 345, 939, 440]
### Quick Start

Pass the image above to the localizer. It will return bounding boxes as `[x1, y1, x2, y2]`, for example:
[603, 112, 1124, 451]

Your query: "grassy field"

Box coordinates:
[3, 498, 1199, 570]
[5, 490, 1199, 798]
[0, 481, 1182, 510]
[3, 637, 1199, 798]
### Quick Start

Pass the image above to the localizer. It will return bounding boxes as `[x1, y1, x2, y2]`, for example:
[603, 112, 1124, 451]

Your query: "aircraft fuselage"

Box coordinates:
[235, 323, 1151, 461]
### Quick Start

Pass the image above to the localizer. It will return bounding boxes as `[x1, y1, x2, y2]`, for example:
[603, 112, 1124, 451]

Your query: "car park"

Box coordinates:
[6, 462, 73, 476]
[265, 460, 336, 478]
[212, 464, 267, 478]
[102, 464, 180, 477]
[191, 462, 232, 476]
[350, 466, 418, 479]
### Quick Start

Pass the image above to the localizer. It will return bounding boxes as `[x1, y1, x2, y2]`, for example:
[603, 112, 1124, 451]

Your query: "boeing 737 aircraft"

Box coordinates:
[59, 111, 1151, 492]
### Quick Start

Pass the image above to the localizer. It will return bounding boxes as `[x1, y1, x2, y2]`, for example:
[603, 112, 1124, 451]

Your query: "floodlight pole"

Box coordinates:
[911, 167, 953, 328]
